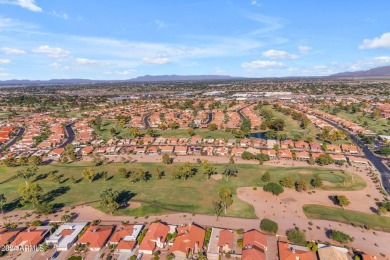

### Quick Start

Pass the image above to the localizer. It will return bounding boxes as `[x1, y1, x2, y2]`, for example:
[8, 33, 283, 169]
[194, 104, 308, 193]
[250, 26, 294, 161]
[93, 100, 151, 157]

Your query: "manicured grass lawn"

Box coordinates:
[303, 204, 390, 232]
[319, 107, 389, 135]
[156, 129, 236, 139]
[337, 111, 389, 135]
[0, 162, 365, 218]
[259, 105, 320, 140]
[94, 120, 237, 141]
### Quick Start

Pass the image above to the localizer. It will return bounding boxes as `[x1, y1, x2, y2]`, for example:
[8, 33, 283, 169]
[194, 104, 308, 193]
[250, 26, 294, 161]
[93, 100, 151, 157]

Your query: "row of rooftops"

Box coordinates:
[0, 222, 376, 259]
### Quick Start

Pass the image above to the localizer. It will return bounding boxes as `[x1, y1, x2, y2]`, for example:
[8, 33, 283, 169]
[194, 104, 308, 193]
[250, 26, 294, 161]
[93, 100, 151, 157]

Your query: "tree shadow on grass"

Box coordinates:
[3, 198, 22, 213]
[117, 190, 137, 208]
[328, 195, 338, 206]
[43, 186, 70, 203]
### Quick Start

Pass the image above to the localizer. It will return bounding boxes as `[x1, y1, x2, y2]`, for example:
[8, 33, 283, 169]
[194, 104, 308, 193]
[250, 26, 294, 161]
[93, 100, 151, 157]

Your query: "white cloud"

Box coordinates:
[33, 45, 70, 57]
[373, 56, 390, 63]
[241, 60, 283, 69]
[75, 58, 109, 66]
[142, 57, 171, 64]
[348, 56, 390, 71]
[262, 49, 298, 60]
[0, 0, 42, 12]
[359, 32, 390, 49]
[213, 67, 227, 74]
[50, 10, 69, 20]
[154, 19, 167, 29]
[298, 45, 311, 54]
[0, 68, 12, 77]
[1, 47, 25, 54]
[0, 59, 11, 64]
[49, 62, 70, 70]
[251, 0, 261, 7]
[104, 69, 137, 76]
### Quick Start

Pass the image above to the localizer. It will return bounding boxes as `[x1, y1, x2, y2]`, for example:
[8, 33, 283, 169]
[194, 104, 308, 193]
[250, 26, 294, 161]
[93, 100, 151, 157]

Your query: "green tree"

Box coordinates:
[334, 195, 350, 208]
[240, 118, 251, 135]
[35, 202, 53, 214]
[260, 218, 278, 234]
[218, 187, 233, 214]
[18, 166, 38, 185]
[18, 183, 43, 208]
[329, 230, 353, 244]
[317, 154, 333, 165]
[100, 188, 119, 214]
[188, 128, 195, 136]
[295, 180, 308, 192]
[280, 177, 294, 188]
[208, 123, 218, 131]
[82, 168, 96, 183]
[202, 160, 216, 179]
[263, 182, 284, 195]
[118, 167, 128, 178]
[0, 194, 7, 213]
[222, 164, 238, 181]
[153, 169, 164, 180]
[129, 169, 149, 183]
[213, 201, 223, 220]
[287, 228, 307, 246]
[162, 153, 172, 164]
[310, 177, 323, 188]
[377, 206, 388, 216]
[261, 171, 271, 182]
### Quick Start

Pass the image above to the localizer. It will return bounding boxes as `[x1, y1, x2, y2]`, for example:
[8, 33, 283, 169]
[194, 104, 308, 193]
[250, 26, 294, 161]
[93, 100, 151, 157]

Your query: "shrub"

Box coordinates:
[237, 238, 243, 248]
[287, 228, 307, 246]
[263, 182, 284, 195]
[260, 218, 278, 234]
[280, 176, 294, 188]
[329, 229, 353, 244]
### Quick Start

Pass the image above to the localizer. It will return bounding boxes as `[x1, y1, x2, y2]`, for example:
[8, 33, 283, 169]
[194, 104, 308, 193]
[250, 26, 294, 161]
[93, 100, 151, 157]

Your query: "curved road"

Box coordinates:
[3, 127, 25, 150]
[316, 115, 390, 194]
[58, 124, 75, 148]
[143, 114, 151, 128]
[204, 112, 213, 124]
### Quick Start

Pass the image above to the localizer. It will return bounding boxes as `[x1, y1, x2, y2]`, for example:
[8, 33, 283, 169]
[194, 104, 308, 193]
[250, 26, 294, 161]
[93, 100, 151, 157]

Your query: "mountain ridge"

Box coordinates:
[330, 65, 390, 77]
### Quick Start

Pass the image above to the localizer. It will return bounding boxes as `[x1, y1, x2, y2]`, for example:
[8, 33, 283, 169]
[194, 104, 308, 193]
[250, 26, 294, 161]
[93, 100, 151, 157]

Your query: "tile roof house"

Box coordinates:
[207, 228, 236, 260]
[170, 223, 205, 259]
[280, 140, 294, 149]
[108, 224, 143, 253]
[242, 230, 268, 260]
[45, 222, 88, 251]
[309, 142, 322, 152]
[317, 245, 349, 260]
[231, 147, 246, 157]
[138, 222, 170, 255]
[278, 241, 316, 260]
[77, 225, 114, 251]
[10, 226, 52, 247]
[277, 149, 293, 160]
[0, 228, 22, 247]
[294, 140, 310, 150]
[341, 144, 359, 154]
[175, 146, 188, 156]
[295, 151, 311, 161]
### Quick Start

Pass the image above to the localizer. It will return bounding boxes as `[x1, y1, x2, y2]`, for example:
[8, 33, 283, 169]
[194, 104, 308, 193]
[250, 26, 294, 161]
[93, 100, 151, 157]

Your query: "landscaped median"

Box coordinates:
[303, 204, 390, 232]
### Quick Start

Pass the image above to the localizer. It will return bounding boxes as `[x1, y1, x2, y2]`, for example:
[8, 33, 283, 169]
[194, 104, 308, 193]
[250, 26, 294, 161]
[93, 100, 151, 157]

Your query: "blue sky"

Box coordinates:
[0, 0, 390, 80]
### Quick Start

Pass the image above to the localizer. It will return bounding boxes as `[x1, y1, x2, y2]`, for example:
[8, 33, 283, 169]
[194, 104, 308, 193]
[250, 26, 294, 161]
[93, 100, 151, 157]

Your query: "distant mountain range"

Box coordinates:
[0, 75, 243, 86]
[2, 66, 390, 86]
[330, 65, 390, 77]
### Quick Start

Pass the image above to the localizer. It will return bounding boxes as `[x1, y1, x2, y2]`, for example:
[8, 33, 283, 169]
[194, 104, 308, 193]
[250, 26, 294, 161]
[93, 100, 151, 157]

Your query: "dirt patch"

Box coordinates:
[128, 202, 141, 209]
[298, 170, 312, 174]
[281, 198, 296, 204]
[211, 174, 223, 180]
